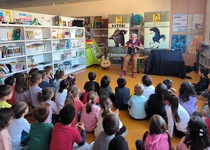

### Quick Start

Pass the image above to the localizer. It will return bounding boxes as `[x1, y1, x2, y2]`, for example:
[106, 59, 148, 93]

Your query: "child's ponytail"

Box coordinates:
[37, 87, 53, 103]
[58, 79, 69, 93]
[65, 92, 74, 106]
[86, 91, 98, 114]
[162, 91, 180, 122]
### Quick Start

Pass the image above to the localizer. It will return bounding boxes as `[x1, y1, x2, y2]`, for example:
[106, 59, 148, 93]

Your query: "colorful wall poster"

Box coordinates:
[144, 27, 169, 49]
[108, 28, 129, 47]
[172, 14, 187, 32]
[188, 14, 203, 34]
[171, 35, 186, 53]
[187, 35, 203, 54]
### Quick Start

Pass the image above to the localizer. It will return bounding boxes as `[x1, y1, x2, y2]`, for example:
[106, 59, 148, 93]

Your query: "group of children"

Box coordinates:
[1, 66, 210, 150]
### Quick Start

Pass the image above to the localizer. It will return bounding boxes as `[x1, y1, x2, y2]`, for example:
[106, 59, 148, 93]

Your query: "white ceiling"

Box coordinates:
[0, 0, 99, 9]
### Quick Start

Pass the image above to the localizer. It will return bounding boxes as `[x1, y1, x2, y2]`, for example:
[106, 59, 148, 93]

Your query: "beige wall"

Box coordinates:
[16, 0, 171, 18]
[205, 0, 210, 42]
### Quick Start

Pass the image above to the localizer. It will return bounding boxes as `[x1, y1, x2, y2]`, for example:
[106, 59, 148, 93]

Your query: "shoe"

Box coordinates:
[120, 70, 126, 77]
[132, 72, 136, 78]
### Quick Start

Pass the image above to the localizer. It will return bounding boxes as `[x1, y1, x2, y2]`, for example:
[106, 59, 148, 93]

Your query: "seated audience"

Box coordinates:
[50, 104, 90, 150]
[114, 77, 130, 110]
[142, 75, 155, 100]
[178, 81, 197, 116]
[92, 113, 119, 150]
[146, 83, 168, 119]
[135, 115, 173, 150]
[128, 84, 147, 119]
[177, 116, 210, 150]
[162, 91, 190, 138]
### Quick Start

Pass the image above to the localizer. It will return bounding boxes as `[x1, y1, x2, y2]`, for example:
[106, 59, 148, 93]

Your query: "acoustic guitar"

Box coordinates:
[101, 44, 111, 69]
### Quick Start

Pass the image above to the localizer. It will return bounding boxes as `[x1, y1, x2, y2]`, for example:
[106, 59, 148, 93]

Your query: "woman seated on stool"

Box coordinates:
[120, 33, 144, 78]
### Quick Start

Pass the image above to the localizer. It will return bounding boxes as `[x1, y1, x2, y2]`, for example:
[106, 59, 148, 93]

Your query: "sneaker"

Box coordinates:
[120, 70, 126, 77]
[132, 72, 136, 78]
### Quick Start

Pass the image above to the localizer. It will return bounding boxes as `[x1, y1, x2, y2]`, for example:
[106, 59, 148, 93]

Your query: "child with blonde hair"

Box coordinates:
[80, 91, 100, 132]
[128, 84, 147, 119]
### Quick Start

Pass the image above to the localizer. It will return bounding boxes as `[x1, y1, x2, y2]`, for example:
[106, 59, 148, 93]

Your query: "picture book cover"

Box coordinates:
[144, 27, 169, 49]
[171, 35, 186, 53]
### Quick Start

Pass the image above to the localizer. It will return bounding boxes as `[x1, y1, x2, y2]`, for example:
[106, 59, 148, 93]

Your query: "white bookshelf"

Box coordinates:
[0, 24, 86, 77]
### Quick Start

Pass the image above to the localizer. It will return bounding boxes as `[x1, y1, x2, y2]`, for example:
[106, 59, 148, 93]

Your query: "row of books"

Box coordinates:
[0, 61, 25, 74]
[0, 46, 24, 58]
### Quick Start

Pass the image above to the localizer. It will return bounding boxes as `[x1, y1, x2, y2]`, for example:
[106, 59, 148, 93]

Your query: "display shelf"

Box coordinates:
[0, 24, 86, 77]
[53, 49, 71, 53]
[198, 42, 210, 71]
[0, 40, 25, 44]
[27, 51, 52, 57]
[0, 55, 26, 61]
[3, 69, 27, 77]
[28, 63, 52, 70]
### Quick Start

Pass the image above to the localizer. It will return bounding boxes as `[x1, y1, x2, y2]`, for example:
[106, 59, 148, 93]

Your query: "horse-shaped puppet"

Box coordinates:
[149, 27, 166, 48]
[109, 29, 127, 47]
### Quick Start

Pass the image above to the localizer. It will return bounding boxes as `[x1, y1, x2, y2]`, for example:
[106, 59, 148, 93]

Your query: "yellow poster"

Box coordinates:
[116, 16, 122, 24]
[153, 14, 160, 22]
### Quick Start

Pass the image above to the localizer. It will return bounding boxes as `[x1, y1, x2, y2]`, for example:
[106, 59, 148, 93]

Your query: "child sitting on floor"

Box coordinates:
[53, 70, 65, 90]
[99, 75, 115, 102]
[27, 103, 53, 150]
[4, 76, 16, 105]
[55, 79, 69, 111]
[84, 72, 99, 94]
[142, 75, 155, 100]
[128, 84, 147, 119]
[29, 72, 42, 108]
[0, 84, 13, 108]
[38, 87, 59, 124]
[0, 108, 13, 150]
[193, 68, 209, 95]
[92, 113, 119, 150]
[8, 102, 30, 149]
[81, 91, 100, 132]
[135, 115, 173, 150]
[66, 86, 84, 127]
[50, 104, 90, 150]
[163, 78, 177, 94]
[94, 95, 127, 137]
[114, 77, 130, 110]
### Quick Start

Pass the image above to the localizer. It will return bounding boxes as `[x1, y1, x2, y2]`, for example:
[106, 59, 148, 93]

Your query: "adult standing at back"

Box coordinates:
[120, 33, 144, 78]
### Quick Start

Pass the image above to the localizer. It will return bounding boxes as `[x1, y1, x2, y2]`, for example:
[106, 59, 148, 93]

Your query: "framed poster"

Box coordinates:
[171, 35, 186, 53]
[144, 27, 169, 49]
[172, 14, 187, 32]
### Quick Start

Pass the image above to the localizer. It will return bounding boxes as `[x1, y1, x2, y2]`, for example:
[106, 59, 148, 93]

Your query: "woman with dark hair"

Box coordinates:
[177, 116, 210, 150]
[162, 91, 190, 138]
[179, 81, 197, 116]
[145, 83, 168, 119]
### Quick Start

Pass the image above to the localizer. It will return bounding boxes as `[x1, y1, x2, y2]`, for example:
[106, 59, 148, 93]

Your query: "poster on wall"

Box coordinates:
[188, 14, 203, 34]
[187, 35, 203, 54]
[108, 28, 129, 47]
[144, 27, 169, 49]
[172, 14, 187, 32]
[171, 35, 186, 53]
